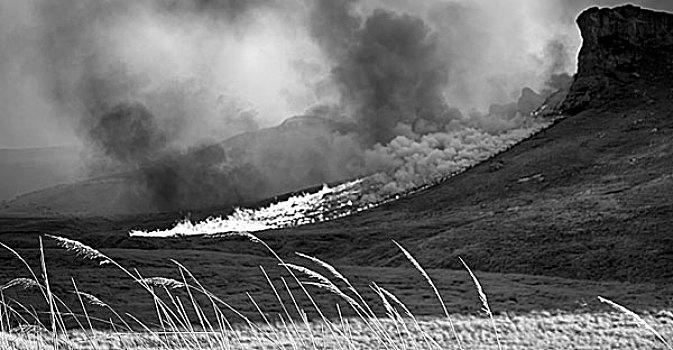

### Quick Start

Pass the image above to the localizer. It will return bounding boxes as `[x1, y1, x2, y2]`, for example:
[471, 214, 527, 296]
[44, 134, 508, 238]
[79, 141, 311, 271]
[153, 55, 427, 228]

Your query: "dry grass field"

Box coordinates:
[1, 96, 671, 348]
[2, 4, 673, 350]
[3, 312, 673, 349]
[0, 233, 671, 350]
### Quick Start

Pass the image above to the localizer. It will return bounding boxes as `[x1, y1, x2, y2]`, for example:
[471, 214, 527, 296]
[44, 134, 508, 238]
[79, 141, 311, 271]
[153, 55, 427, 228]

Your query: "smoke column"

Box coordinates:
[2, 0, 671, 214]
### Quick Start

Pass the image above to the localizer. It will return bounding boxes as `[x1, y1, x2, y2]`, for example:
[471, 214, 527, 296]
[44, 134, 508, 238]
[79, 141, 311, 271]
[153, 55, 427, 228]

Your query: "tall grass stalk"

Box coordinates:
[281, 276, 318, 349]
[2, 235, 671, 350]
[71, 279, 93, 334]
[460, 257, 502, 350]
[598, 296, 672, 350]
[393, 240, 462, 350]
[223, 232, 348, 350]
[0, 242, 50, 310]
[260, 266, 304, 349]
[38, 237, 59, 349]
[296, 252, 395, 347]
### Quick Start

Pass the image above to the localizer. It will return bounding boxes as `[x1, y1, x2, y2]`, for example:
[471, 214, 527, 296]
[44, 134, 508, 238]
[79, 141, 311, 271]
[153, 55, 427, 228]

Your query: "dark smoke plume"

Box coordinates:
[12, 0, 668, 215]
[340, 10, 453, 143]
[310, 1, 460, 144]
[25, 0, 289, 211]
[88, 103, 168, 164]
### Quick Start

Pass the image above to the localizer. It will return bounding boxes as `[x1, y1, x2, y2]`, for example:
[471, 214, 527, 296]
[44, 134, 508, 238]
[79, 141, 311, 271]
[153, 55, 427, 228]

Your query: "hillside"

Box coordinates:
[119, 4, 673, 283]
[254, 5, 673, 280]
[0, 117, 359, 217]
[0, 146, 80, 201]
[0, 4, 672, 325]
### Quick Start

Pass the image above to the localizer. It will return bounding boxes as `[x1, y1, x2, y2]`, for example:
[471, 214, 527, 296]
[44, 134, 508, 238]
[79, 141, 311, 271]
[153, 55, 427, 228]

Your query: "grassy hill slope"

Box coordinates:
[0, 5, 671, 328]
[1, 75, 670, 287]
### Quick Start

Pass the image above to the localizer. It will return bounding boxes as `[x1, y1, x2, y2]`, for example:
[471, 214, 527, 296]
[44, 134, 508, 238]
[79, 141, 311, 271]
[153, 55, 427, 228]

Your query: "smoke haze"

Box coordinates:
[2, 0, 672, 212]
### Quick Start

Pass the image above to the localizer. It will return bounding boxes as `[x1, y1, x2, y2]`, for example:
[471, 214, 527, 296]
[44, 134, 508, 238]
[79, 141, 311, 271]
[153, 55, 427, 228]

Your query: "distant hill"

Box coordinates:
[0, 117, 360, 217]
[0, 146, 81, 202]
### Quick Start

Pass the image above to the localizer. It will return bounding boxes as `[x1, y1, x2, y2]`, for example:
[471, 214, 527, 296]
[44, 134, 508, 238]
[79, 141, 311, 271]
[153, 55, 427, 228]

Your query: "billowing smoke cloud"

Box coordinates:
[304, 0, 587, 139]
[1, 0, 331, 210]
[3, 0, 671, 214]
[295, 0, 577, 197]
[314, 3, 454, 144]
[36, 0, 300, 145]
[87, 103, 167, 164]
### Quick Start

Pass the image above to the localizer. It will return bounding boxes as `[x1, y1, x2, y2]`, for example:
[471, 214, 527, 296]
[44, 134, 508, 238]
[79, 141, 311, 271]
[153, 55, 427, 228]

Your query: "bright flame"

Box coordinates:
[130, 179, 373, 237]
[130, 118, 554, 238]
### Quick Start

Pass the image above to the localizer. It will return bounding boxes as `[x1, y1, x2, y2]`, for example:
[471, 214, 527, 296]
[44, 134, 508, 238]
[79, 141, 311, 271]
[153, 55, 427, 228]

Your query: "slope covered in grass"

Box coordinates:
[0, 7, 671, 341]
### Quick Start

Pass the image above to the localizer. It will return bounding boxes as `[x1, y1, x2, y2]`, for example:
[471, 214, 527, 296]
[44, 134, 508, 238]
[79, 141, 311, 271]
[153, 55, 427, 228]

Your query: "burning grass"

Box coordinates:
[132, 120, 554, 238]
[130, 179, 378, 237]
[0, 234, 671, 349]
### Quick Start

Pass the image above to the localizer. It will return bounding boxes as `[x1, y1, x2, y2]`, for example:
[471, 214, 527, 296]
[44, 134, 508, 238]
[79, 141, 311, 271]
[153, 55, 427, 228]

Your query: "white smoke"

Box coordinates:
[4, 0, 665, 217]
[132, 118, 553, 237]
[364, 121, 550, 196]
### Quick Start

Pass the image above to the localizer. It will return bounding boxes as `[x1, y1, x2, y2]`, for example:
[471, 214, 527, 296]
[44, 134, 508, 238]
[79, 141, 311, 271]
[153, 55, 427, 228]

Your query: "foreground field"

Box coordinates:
[1, 234, 672, 322]
[2, 310, 672, 349]
[0, 234, 671, 350]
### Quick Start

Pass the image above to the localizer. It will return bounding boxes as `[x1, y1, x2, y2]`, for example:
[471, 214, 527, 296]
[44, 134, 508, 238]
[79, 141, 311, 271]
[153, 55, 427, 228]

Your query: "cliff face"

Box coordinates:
[562, 5, 673, 114]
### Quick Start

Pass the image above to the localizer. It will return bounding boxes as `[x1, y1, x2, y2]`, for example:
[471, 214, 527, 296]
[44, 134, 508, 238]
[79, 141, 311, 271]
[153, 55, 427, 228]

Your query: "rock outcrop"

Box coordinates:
[562, 5, 673, 114]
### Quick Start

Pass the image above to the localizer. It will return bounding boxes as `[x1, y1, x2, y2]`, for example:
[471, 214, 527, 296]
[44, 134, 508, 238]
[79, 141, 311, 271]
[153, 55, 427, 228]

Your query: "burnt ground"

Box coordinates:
[1, 90, 672, 326]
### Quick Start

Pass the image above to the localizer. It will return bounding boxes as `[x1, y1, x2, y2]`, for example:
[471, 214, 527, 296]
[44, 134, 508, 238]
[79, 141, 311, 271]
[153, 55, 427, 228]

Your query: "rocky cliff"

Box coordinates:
[562, 5, 673, 114]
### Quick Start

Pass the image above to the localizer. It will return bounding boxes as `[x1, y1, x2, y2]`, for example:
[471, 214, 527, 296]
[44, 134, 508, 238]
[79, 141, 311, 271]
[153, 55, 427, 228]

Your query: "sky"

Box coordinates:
[1, 0, 672, 149]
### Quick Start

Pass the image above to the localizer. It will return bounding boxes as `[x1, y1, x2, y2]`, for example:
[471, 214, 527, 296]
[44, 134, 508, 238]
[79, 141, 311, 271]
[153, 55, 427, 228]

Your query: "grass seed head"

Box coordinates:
[598, 296, 673, 350]
[45, 234, 111, 265]
[75, 291, 109, 308]
[222, 232, 262, 243]
[1, 278, 39, 291]
[139, 277, 186, 290]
